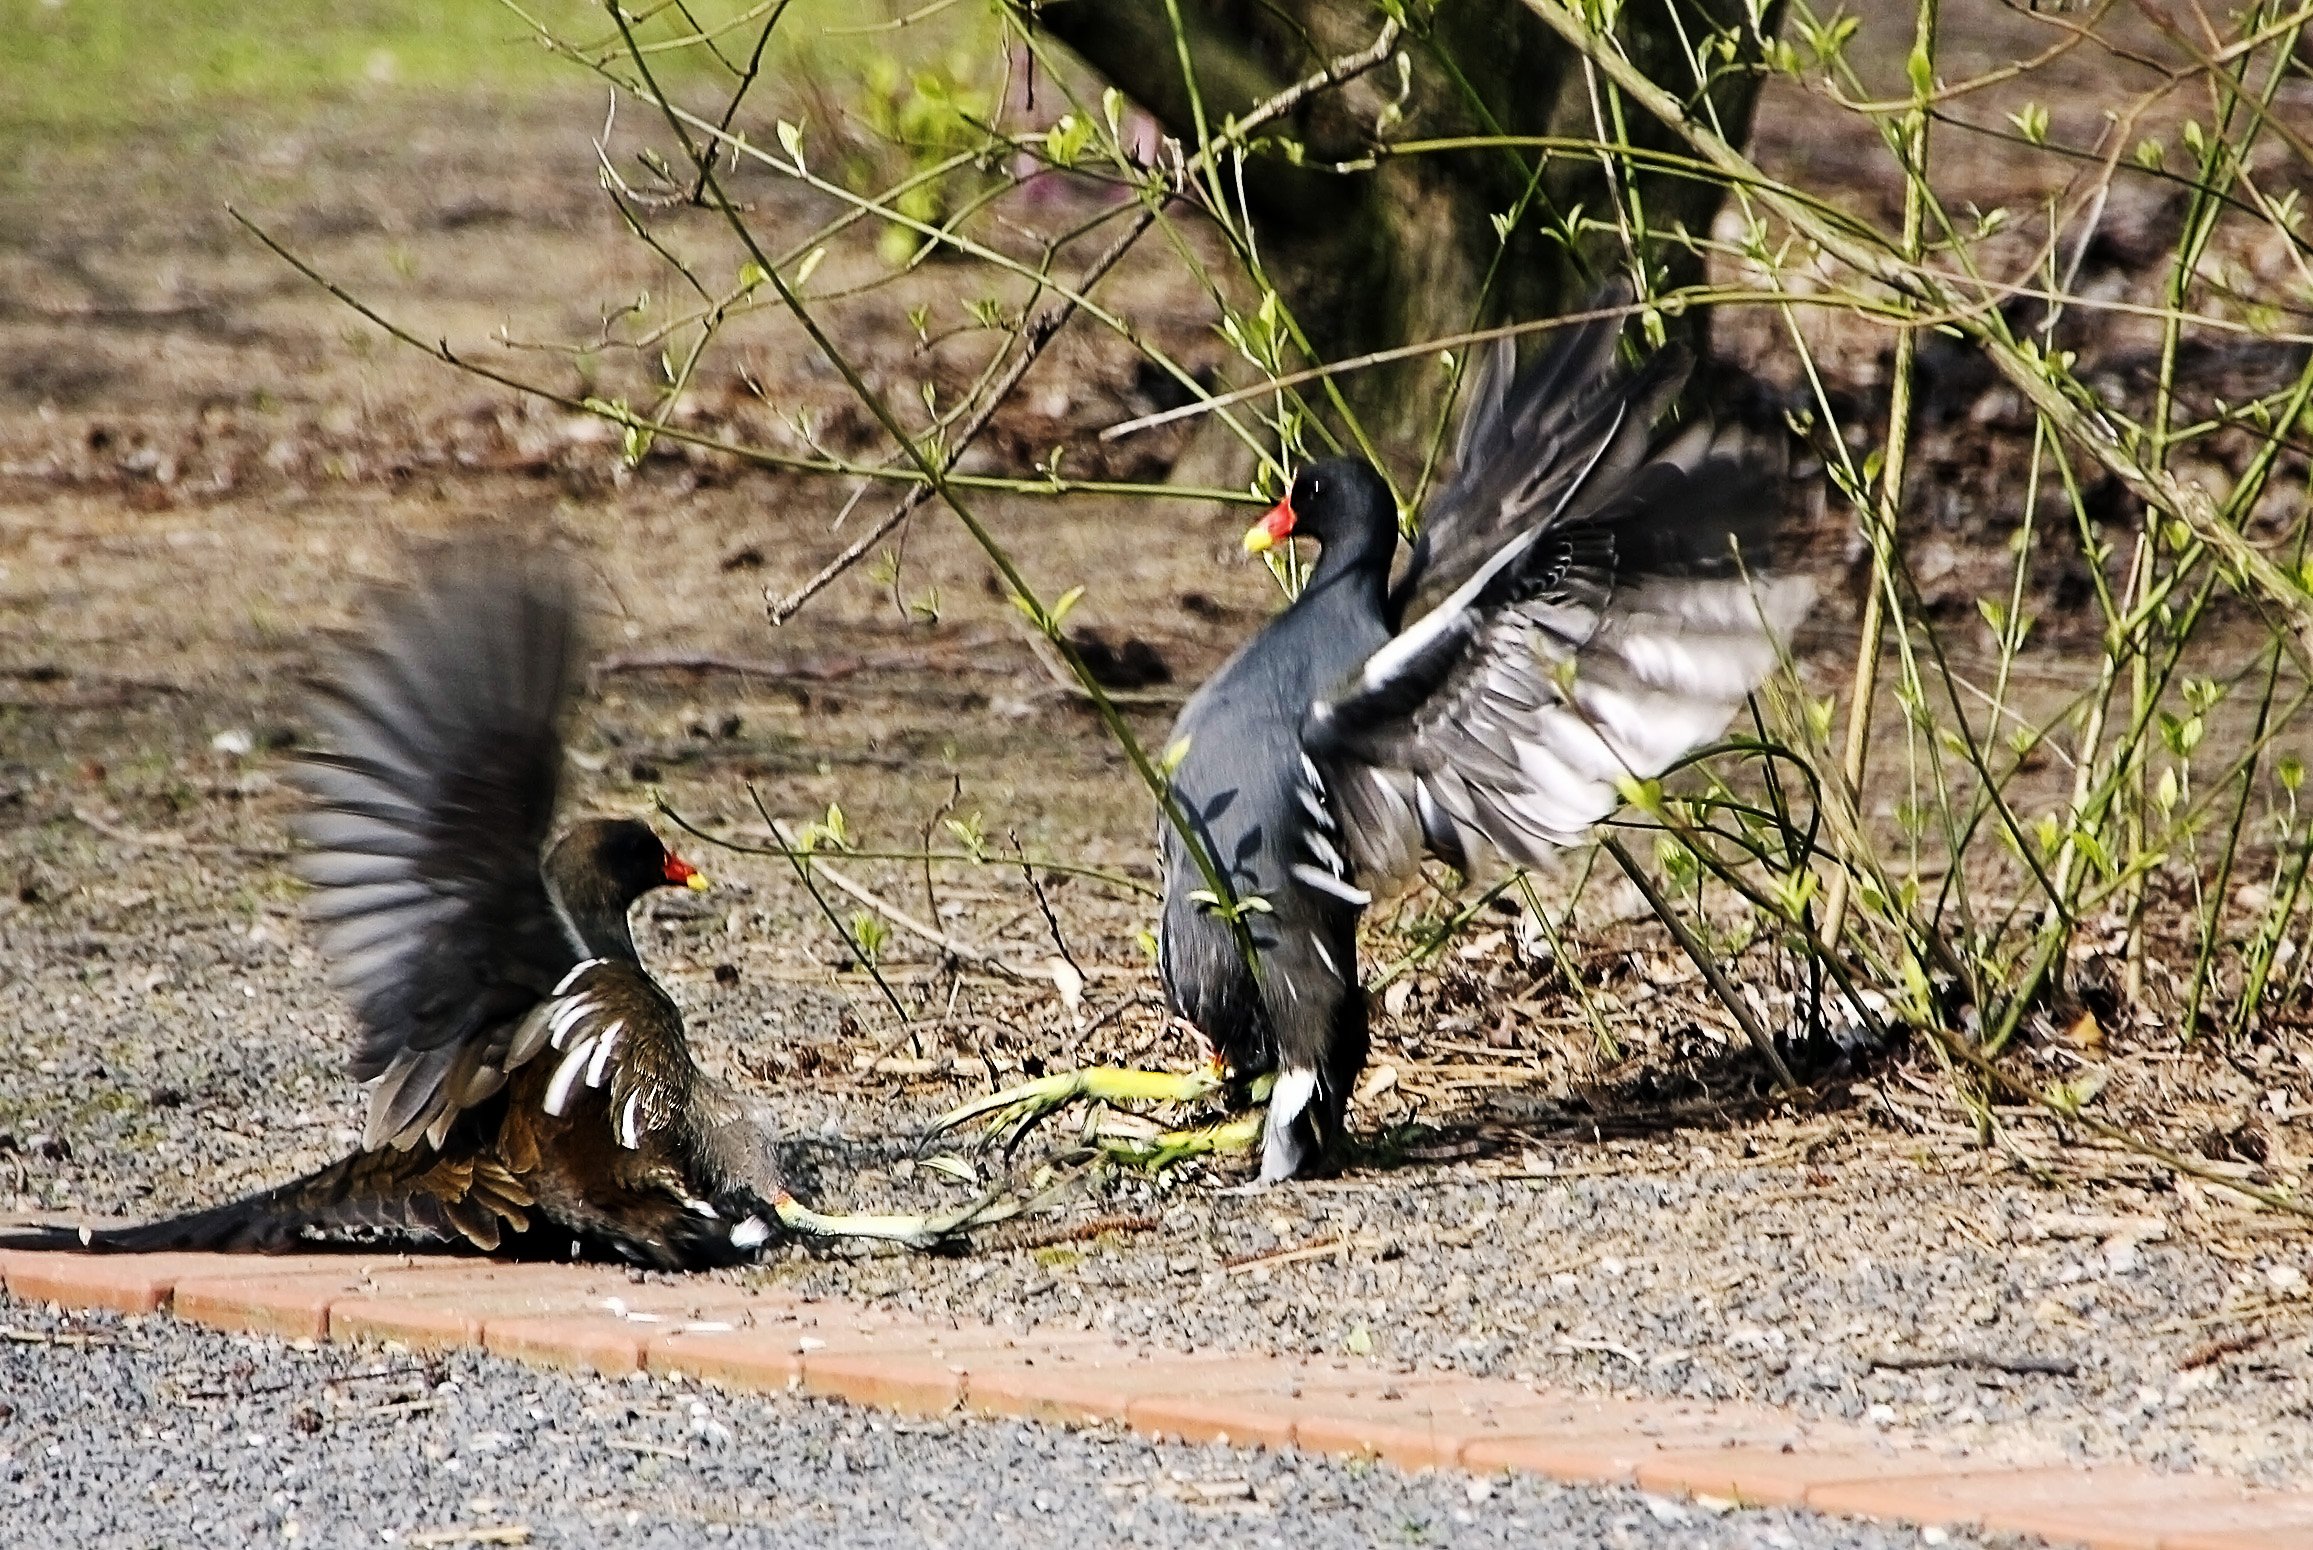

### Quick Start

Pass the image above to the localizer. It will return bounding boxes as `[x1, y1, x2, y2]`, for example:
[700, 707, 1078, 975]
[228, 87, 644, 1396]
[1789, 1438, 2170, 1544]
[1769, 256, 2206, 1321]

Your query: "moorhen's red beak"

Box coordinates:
[1243, 496, 1297, 555]
[663, 852, 710, 892]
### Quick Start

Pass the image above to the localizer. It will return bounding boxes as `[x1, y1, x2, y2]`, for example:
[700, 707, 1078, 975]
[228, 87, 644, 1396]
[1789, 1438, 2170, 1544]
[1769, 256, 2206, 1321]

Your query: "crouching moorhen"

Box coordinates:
[5, 544, 976, 1266]
[938, 299, 1814, 1181]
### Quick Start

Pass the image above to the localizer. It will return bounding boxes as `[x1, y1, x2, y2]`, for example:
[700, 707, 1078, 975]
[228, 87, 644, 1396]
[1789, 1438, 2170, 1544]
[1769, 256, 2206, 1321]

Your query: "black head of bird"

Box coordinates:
[1242, 459, 1398, 574]
[544, 817, 710, 961]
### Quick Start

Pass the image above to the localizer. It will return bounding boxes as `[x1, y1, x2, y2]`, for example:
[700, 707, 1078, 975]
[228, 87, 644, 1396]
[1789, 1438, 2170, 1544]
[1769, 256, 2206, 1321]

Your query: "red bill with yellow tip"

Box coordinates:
[1242, 495, 1297, 554]
[663, 852, 710, 891]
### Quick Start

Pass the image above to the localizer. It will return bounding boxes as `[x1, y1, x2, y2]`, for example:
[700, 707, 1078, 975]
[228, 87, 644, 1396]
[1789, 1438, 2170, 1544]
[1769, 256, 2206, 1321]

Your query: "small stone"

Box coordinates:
[1640, 1494, 1689, 1525]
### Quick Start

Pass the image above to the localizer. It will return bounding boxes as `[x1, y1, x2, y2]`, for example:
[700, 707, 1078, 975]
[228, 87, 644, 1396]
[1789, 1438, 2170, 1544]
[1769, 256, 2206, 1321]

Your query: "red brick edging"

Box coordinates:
[3, 1248, 2308, 1549]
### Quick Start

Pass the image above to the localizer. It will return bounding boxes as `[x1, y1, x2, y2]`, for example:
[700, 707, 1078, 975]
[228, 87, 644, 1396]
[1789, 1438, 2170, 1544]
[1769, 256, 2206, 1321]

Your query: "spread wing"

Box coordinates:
[288, 543, 582, 1150]
[1308, 337, 1813, 888]
[1395, 283, 1683, 622]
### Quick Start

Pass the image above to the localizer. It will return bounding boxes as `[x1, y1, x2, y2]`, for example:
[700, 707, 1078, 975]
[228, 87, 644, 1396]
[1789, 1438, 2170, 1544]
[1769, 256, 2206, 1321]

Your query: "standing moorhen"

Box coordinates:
[5, 544, 975, 1266]
[938, 299, 1813, 1181]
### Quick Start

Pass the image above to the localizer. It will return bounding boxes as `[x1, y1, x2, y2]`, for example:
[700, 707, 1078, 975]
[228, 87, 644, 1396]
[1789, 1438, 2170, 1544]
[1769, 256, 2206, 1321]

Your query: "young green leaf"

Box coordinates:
[1905, 45, 1934, 100]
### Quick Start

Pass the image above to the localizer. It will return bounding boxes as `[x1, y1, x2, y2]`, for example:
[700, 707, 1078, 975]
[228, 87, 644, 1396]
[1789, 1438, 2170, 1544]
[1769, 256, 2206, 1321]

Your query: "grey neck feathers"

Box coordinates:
[691, 1078, 784, 1201]
[543, 857, 642, 962]
[1301, 522, 1395, 614]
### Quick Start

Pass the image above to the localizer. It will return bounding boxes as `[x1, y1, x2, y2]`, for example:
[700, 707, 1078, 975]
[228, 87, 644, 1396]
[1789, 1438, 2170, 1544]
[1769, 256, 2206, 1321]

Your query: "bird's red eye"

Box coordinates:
[663, 853, 699, 885]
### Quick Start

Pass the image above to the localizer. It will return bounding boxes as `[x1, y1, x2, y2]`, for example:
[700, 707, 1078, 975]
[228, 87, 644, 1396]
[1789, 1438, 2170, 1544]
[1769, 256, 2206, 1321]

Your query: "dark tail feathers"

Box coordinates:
[0, 1152, 465, 1255]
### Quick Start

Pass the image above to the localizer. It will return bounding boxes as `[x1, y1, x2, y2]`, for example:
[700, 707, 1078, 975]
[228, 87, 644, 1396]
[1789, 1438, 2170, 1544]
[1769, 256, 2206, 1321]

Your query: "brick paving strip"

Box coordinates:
[5, 1249, 2309, 1549]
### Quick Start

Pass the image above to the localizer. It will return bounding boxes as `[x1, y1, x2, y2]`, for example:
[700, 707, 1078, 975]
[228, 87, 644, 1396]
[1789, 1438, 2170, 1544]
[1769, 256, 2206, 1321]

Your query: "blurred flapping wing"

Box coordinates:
[289, 544, 582, 1150]
[1310, 324, 1812, 889]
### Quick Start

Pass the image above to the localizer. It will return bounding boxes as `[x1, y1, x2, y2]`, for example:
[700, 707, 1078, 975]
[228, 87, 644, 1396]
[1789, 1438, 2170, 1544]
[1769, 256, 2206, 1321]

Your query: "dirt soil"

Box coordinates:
[6, 31, 2313, 1500]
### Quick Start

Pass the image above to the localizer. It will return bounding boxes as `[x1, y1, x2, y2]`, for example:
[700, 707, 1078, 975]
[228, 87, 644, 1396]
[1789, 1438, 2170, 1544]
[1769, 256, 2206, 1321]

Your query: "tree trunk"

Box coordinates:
[1018, 0, 1774, 471]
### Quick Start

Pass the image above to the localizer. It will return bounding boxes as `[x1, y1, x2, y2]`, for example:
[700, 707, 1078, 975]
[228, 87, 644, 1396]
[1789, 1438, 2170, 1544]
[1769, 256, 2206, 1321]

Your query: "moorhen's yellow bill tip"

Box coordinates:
[1243, 496, 1297, 554]
[664, 852, 709, 891]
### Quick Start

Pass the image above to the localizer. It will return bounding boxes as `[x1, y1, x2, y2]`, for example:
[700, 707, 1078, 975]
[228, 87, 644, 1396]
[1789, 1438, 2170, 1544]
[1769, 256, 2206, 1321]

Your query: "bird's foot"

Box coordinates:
[770, 1188, 1018, 1252]
[927, 1062, 1236, 1154]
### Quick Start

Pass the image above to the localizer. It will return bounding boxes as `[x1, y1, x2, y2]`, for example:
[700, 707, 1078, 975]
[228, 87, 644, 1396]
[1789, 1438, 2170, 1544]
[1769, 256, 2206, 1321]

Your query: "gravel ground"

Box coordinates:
[0, 1297, 2012, 1549]
[800, 1149, 2313, 1486]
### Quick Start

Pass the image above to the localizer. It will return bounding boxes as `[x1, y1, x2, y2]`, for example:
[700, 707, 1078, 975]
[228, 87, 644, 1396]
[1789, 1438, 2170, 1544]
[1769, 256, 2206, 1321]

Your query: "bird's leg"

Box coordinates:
[930, 1055, 1277, 1183]
[770, 1188, 1018, 1252]
[927, 1057, 1232, 1155]
[1094, 1110, 1265, 1171]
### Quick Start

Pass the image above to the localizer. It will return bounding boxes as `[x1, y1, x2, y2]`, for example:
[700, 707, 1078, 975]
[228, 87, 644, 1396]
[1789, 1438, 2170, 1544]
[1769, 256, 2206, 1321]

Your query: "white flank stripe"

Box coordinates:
[547, 997, 593, 1049]
[1290, 862, 1371, 907]
[542, 1036, 595, 1116]
[585, 1020, 624, 1087]
[729, 1217, 771, 1249]
[1297, 783, 1333, 830]
[618, 1092, 643, 1148]
[552, 958, 607, 996]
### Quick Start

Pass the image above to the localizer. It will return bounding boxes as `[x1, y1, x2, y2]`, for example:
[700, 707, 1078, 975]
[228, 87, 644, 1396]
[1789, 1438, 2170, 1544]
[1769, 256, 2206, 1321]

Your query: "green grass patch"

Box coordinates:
[0, 0, 983, 137]
[0, 0, 626, 132]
